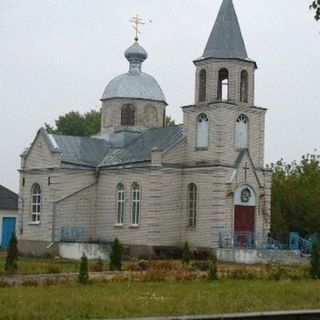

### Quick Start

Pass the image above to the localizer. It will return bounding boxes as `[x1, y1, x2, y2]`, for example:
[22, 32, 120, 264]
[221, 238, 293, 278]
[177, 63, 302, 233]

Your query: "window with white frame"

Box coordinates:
[31, 183, 41, 223]
[131, 183, 140, 225]
[188, 183, 197, 227]
[197, 113, 209, 149]
[117, 183, 125, 224]
[235, 114, 248, 149]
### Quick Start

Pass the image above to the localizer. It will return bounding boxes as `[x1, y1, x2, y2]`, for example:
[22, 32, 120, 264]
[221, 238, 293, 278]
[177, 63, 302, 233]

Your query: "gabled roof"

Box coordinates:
[51, 134, 111, 168]
[99, 125, 184, 167]
[26, 125, 184, 169]
[0, 185, 18, 210]
[198, 0, 255, 65]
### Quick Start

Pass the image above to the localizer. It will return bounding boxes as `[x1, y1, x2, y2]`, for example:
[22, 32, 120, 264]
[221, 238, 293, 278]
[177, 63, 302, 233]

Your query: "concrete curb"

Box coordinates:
[99, 310, 320, 320]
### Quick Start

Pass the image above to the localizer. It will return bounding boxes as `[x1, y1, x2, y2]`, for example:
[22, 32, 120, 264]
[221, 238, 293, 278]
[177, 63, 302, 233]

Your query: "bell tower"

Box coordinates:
[194, 0, 256, 106]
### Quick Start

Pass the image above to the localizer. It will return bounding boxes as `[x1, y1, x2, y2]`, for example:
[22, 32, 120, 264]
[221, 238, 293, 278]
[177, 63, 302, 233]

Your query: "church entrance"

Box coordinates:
[234, 185, 256, 248]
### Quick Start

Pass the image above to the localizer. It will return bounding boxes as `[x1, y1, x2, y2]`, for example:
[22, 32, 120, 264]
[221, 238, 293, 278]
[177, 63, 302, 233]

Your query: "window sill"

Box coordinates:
[195, 147, 208, 151]
[129, 224, 140, 229]
[29, 221, 40, 225]
[113, 224, 124, 228]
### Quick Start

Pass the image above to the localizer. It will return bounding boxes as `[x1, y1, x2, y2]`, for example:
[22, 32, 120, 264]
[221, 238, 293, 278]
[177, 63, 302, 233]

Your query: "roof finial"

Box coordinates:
[130, 14, 145, 42]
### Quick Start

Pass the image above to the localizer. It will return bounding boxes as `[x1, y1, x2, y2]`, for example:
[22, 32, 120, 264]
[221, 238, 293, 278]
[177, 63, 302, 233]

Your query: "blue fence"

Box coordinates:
[219, 232, 285, 250]
[60, 225, 86, 242]
[219, 231, 316, 256]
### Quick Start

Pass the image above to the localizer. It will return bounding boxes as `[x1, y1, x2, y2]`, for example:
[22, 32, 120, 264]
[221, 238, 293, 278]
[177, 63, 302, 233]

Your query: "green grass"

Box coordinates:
[1, 280, 320, 320]
[0, 256, 80, 275]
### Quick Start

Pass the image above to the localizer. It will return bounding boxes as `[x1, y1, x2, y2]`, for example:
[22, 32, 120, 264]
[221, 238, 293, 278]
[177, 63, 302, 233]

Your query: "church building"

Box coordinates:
[18, 0, 271, 258]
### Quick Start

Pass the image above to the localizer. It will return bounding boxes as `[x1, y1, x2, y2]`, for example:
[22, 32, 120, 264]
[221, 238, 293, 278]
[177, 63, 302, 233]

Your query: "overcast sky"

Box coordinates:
[1, 0, 320, 192]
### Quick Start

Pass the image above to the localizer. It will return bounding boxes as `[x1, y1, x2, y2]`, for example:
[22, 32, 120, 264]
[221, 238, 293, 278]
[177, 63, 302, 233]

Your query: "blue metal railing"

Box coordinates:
[60, 225, 86, 242]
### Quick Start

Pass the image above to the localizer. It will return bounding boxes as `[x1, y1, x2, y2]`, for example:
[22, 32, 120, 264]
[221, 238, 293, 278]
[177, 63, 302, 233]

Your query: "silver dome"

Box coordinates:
[124, 42, 148, 61]
[101, 72, 166, 103]
[101, 41, 167, 104]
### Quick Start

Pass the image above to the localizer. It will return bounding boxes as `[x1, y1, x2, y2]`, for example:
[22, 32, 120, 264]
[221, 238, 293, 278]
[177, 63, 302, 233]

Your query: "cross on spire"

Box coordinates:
[243, 162, 250, 182]
[130, 14, 145, 42]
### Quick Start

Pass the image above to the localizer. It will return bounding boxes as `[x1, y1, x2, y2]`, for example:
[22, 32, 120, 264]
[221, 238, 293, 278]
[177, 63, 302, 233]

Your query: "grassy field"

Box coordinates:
[1, 280, 320, 320]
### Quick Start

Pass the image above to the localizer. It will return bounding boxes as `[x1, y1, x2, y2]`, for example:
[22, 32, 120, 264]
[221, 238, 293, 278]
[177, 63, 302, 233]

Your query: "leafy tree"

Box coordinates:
[4, 233, 18, 274]
[46, 109, 176, 136]
[310, 1, 320, 21]
[78, 252, 89, 284]
[270, 154, 320, 241]
[165, 115, 176, 127]
[310, 239, 320, 278]
[109, 238, 123, 271]
[46, 110, 101, 137]
[181, 241, 191, 266]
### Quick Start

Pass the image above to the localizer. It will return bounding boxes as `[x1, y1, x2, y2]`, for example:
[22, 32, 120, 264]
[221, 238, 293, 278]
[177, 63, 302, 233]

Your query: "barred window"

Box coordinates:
[188, 183, 197, 227]
[117, 183, 125, 224]
[31, 183, 41, 223]
[121, 104, 135, 126]
[131, 183, 140, 225]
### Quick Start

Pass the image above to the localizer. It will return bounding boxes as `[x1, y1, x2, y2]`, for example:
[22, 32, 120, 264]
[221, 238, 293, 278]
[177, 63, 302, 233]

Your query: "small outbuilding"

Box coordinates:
[0, 185, 18, 249]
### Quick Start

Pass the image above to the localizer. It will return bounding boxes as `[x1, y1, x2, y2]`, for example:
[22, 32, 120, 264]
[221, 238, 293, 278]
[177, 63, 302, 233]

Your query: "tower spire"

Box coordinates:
[203, 0, 248, 60]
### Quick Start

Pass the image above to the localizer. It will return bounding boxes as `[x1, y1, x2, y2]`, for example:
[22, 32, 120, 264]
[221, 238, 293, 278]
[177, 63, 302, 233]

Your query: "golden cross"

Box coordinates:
[130, 14, 145, 41]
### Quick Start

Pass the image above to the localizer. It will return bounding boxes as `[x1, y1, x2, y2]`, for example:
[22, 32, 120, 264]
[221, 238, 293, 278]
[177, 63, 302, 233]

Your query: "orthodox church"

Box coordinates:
[18, 0, 271, 258]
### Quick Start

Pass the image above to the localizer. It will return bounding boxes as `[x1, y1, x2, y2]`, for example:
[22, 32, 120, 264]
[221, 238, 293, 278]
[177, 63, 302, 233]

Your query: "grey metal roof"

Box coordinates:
[99, 125, 184, 167]
[124, 42, 148, 61]
[51, 134, 111, 167]
[0, 185, 18, 210]
[101, 72, 166, 103]
[102, 41, 166, 104]
[201, 0, 252, 62]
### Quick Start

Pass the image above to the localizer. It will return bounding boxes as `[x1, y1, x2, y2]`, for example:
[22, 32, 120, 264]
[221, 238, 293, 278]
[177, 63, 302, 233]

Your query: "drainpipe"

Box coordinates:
[18, 195, 25, 237]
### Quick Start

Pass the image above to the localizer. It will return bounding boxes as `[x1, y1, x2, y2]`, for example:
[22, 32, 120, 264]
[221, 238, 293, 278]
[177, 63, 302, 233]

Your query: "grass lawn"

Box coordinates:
[1, 280, 320, 320]
[0, 255, 80, 275]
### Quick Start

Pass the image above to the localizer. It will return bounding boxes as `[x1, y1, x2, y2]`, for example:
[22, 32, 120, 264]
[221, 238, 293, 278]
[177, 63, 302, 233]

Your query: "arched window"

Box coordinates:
[117, 183, 125, 224]
[199, 69, 207, 102]
[218, 68, 229, 101]
[188, 183, 197, 227]
[131, 183, 140, 225]
[121, 104, 135, 126]
[197, 113, 208, 149]
[235, 115, 248, 149]
[31, 183, 41, 223]
[240, 70, 248, 102]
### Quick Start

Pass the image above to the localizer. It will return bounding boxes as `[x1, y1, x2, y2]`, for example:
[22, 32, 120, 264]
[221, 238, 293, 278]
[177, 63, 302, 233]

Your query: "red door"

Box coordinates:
[234, 205, 255, 248]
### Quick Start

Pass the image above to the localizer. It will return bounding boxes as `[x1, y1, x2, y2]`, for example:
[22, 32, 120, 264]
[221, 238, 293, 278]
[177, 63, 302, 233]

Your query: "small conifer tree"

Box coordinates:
[181, 241, 191, 266]
[208, 252, 218, 281]
[109, 238, 122, 271]
[78, 252, 89, 284]
[311, 239, 320, 279]
[4, 233, 18, 274]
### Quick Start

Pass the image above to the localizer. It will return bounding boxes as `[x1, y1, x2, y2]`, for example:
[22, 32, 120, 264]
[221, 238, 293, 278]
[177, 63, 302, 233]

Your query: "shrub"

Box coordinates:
[207, 253, 218, 281]
[47, 264, 62, 274]
[4, 233, 18, 274]
[92, 258, 104, 272]
[181, 242, 191, 266]
[78, 253, 89, 284]
[311, 239, 320, 279]
[191, 260, 210, 271]
[109, 238, 122, 271]
[138, 259, 149, 271]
